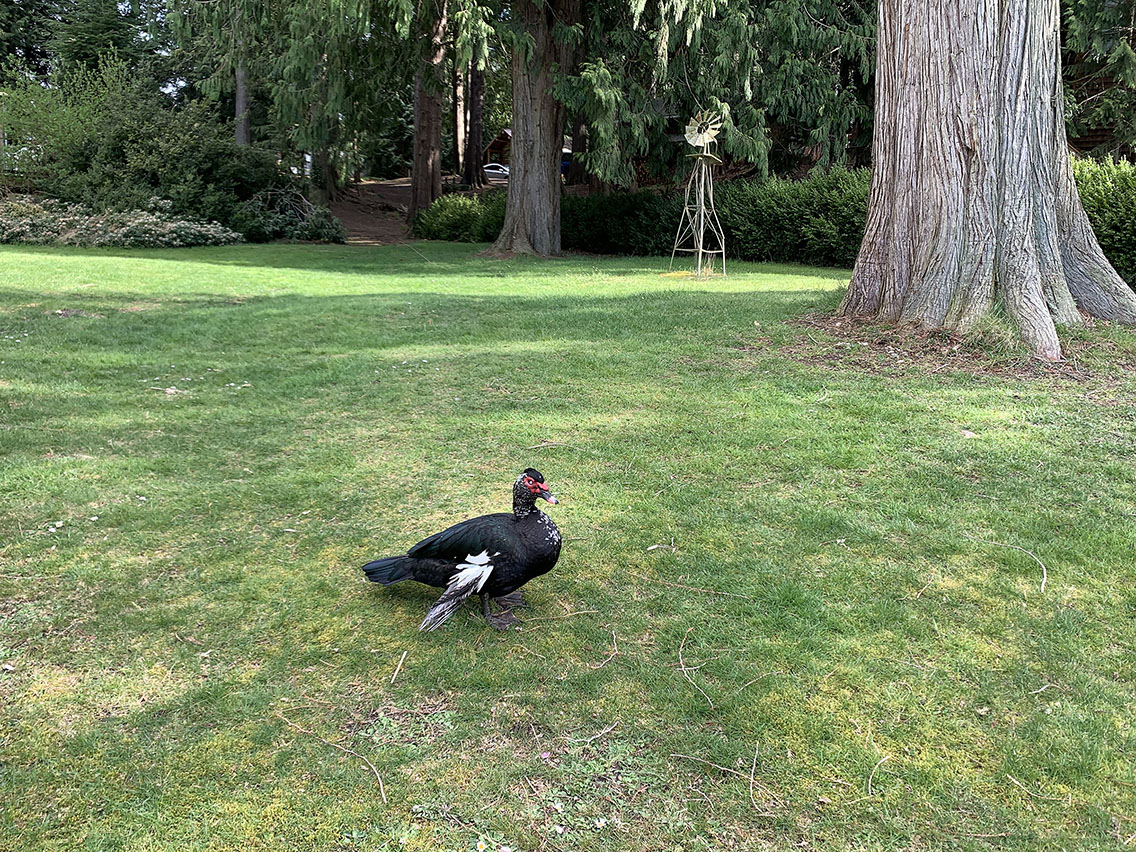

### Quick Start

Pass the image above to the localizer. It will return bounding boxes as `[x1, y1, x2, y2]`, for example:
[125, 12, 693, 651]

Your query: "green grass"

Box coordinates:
[2, 242, 1135, 852]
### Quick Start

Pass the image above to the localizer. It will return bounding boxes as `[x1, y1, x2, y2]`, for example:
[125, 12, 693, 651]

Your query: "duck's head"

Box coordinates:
[514, 468, 558, 509]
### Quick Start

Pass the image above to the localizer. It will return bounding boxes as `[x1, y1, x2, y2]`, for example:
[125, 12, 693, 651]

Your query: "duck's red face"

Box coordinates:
[518, 469, 558, 504]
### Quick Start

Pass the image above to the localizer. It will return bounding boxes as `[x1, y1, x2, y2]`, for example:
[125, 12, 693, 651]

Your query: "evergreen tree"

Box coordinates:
[52, 0, 147, 71]
[1, 0, 62, 80]
[1064, 0, 1136, 154]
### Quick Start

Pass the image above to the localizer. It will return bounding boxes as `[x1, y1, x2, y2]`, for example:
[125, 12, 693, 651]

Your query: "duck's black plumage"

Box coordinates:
[362, 468, 562, 630]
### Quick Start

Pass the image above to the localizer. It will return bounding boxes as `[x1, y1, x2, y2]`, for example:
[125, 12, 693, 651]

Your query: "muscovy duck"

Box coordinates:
[361, 468, 562, 631]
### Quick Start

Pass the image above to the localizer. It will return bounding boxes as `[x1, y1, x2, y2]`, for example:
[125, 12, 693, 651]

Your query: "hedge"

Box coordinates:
[415, 160, 1136, 285]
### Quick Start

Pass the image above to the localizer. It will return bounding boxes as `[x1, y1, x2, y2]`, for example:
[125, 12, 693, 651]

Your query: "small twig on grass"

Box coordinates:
[524, 610, 599, 622]
[671, 753, 747, 779]
[748, 743, 760, 810]
[525, 441, 580, 450]
[572, 720, 619, 746]
[1006, 773, 1066, 802]
[390, 650, 408, 685]
[588, 631, 618, 669]
[274, 711, 387, 804]
[734, 670, 784, 695]
[867, 755, 890, 797]
[962, 534, 1049, 593]
[678, 627, 714, 709]
[630, 572, 756, 600]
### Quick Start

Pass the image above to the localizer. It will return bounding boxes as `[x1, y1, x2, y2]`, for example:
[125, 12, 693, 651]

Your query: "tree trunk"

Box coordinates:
[233, 4, 250, 147]
[453, 56, 466, 176]
[842, 0, 1136, 360]
[463, 65, 487, 189]
[235, 57, 251, 146]
[409, 0, 447, 221]
[489, 0, 581, 256]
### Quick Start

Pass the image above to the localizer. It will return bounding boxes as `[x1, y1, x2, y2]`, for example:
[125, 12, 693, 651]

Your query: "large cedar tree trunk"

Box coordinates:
[490, 0, 581, 256]
[842, 0, 1136, 359]
[409, 0, 447, 221]
[463, 65, 487, 188]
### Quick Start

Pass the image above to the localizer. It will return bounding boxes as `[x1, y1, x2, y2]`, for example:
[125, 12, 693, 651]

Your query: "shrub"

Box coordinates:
[1073, 157, 1136, 286]
[0, 195, 242, 247]
[412, 194, 485, 241]
[0, 56, 343, 241]
[715, 168, 871, 268]
[231, 187, 346, 243]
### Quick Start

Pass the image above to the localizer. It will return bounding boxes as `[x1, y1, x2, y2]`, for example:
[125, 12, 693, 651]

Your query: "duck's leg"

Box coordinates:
[493, 590, 528, 610]
[480, 592, 520, 630]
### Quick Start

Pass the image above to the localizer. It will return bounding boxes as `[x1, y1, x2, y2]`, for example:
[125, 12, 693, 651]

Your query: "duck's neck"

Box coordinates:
[513, 498, 539, 519]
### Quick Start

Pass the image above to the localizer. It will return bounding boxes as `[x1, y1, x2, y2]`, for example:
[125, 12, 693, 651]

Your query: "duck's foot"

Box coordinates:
[485, 609, 521, 631]
[480, 592, 521, 631]
[494, 590, 528, 610]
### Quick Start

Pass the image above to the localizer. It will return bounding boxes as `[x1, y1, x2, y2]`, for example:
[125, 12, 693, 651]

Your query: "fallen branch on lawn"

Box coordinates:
[678, 627, 714, 709]
[962, 534, 1049, 593]
[390, 650, 407, 685]
[588, 631, 618, 669]
[274, 711, 387, 803]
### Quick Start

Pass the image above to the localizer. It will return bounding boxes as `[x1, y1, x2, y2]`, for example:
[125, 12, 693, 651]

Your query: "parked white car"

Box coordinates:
[483, 163, 510, 178]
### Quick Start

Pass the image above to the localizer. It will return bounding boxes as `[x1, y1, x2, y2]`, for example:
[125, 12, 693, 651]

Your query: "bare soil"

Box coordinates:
[330, 179, 414, 245]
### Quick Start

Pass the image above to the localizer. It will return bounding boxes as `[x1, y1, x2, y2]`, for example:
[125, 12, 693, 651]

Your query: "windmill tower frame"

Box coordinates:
[670, 112, 727, 277]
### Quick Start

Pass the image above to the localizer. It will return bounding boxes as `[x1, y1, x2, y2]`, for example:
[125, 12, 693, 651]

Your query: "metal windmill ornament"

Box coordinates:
[671, 111, 727, 277]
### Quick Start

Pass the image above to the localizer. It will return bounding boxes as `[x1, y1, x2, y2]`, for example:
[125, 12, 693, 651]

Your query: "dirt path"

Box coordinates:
[331, 179, 413, 245]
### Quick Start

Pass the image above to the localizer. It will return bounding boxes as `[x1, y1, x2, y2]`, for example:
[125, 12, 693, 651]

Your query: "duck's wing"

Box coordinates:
[409, 514, 520, 631]
[418, 551, 495, 631]
[406, 513, 517, 563]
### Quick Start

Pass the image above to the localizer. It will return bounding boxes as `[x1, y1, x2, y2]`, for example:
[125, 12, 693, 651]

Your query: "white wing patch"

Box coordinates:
[418, 551, 496, 631]
[450, 551, 494, 592]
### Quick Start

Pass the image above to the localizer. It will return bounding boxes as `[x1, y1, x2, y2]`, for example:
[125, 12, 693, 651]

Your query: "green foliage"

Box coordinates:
[716, 167, 871, 267]
[1074, 156, 1136, 284]
[230, 187, 346, 243]
[0, 195, 243, 246]
[413, 190, 506, 242]
[50, 0, 149, 72]
[561, 191, 683, 256]
[417, 170, 869, 267]
[0, 0, 61, 80]
[1063, 0, 1136, 154]
[0, 56, 332, 239]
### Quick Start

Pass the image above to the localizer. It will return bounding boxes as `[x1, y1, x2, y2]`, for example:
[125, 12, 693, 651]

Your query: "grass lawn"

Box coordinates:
[2, 242, 1135, 852]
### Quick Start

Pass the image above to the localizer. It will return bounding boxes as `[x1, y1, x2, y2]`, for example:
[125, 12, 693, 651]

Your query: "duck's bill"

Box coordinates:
[540, 488, 559, 504]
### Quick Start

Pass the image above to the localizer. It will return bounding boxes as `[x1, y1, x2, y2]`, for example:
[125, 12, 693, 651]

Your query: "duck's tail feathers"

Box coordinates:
[419, 553, 494, 632]
[362, 556, 415, 585]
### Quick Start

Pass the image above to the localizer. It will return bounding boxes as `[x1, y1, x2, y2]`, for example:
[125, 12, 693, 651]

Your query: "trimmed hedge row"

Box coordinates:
[415, 160, 1136, 284]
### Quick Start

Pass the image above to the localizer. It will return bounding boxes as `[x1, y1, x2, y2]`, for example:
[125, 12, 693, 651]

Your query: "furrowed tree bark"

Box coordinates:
[842, 0, 1136, 359]
[410, 0, 447, 221]
[463, 64, 487, 188]
[490, 0, 581, 256]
